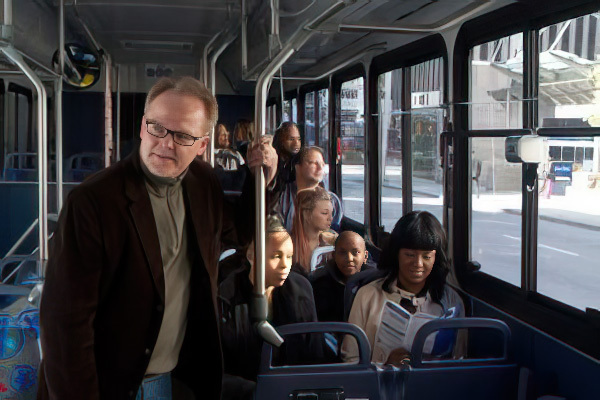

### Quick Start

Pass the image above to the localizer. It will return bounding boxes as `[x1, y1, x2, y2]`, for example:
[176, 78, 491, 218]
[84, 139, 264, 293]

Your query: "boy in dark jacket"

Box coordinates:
[309, 231, 372, 322]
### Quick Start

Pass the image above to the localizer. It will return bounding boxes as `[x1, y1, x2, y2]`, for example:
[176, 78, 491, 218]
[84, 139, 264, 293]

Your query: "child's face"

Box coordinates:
[334, 235, 367, 278]
[265, 232, 294, 288]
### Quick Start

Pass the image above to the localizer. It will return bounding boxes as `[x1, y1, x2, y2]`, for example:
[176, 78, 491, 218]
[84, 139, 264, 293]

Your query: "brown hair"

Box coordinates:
[297, 146, 325, 165]
[216, 123, 229, 149]
[144, 76, 218, 132]
[233, 119, 254, 142]
[291, 186, 331, 271]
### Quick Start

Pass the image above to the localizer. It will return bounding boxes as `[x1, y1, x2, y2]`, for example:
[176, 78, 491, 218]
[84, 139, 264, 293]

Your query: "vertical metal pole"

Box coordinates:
[56, 0, 65, 211]
[104, 55, 113, 167]
[241, 0, 248, 75]
[209, 34, 237, 167]
[1, 46, 48, 277]
[115, 64, 121, 161]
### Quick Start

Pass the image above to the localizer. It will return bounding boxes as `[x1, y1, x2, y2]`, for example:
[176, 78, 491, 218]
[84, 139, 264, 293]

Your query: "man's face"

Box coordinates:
[296, 150, 325, 185]
[139, 90, 209, 178]
[282, 127, 301, 156]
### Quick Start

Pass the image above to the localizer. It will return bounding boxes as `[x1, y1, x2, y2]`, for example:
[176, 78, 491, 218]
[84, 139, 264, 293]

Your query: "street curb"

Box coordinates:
[503, 209, 600, 232]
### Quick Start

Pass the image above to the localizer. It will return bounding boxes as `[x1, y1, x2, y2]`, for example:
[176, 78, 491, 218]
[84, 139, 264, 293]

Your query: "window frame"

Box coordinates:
[454, 0, 600, 358]
[370, 35, 449, 239]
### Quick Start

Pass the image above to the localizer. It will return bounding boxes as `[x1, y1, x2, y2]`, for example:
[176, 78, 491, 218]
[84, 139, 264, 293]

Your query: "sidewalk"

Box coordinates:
[473, 190, 600, 230]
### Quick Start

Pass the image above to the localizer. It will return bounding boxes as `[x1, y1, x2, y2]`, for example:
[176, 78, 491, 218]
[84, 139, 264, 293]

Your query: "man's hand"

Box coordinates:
[247, 135, 278, 186]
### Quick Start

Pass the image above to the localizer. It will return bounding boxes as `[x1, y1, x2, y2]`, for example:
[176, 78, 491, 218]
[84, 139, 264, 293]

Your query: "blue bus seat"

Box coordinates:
[256, 322, 379, 399]
[400, 317, 519, 400]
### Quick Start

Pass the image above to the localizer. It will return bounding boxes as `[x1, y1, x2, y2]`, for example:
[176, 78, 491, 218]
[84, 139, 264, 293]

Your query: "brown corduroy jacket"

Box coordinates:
[37, 150, 254, 400]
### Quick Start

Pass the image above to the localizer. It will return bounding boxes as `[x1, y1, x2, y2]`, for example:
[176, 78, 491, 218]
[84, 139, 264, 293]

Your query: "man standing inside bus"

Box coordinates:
[37, 76, 277, 400]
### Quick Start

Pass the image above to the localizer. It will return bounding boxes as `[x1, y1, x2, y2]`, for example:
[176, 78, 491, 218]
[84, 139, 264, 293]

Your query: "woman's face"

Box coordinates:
[265, 232, 294, 288]
[217, 129, 230, 148]
[308, 200, 333, 231]
[397, 248, 436, 293]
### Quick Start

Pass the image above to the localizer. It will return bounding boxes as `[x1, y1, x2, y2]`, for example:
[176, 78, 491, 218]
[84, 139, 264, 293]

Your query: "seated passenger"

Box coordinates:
[219, 216, 319, 388]
[233, 119, 253, 160]
[309, 231, 372, 322]
[342, 211, 465, 364]
[291, 186, 338, 276]
[277, 146, 343, 232]
[214, 123, 245, 171]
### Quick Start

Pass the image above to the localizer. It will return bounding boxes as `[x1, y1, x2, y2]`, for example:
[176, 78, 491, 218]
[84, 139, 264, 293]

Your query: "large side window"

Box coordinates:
[536, 11, 600, 311]
[378, 69, 403, 231]
[339, 77, 365, 223]
[469, 33, 524, 130]
[469, 36, 524, 287]
[411, 58, 444, 222]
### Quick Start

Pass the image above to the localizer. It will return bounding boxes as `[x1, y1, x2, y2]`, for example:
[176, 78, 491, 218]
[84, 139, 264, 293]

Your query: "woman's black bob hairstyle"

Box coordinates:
[378, 211, 450, 303]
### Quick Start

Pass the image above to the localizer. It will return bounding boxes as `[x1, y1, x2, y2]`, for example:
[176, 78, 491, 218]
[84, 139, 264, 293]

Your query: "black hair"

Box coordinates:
[273, 121, 299, 155]
[378, 211, 450, 303]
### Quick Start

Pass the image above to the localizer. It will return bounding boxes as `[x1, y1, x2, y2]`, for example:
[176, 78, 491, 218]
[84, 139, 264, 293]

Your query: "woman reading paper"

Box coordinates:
[342, 211, 465, 365]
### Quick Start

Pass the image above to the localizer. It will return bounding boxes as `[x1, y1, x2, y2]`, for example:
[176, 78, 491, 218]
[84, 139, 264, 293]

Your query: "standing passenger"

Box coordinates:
[273, 121, 302, 186]
[309, 231, 371, 322]
[38, 76, 277, 400]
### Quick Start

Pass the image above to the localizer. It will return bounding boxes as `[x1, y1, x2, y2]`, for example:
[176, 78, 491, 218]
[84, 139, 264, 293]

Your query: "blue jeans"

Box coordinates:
[136, 373, 172, 400]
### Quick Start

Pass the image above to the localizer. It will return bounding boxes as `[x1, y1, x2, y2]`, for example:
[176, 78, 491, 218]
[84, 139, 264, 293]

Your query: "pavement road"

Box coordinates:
[339, 171, 599, 311]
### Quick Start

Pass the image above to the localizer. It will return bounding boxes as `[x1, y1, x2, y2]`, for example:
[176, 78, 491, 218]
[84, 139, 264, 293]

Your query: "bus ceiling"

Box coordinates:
[3, 0, 513, 95]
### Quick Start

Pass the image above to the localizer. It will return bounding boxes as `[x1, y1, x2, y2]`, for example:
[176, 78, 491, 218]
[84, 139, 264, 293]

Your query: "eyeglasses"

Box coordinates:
[145, 121, 204, 146]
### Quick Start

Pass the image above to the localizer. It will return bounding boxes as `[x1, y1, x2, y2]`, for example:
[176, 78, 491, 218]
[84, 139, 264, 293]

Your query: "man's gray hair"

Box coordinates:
[145, 76, 218, 132]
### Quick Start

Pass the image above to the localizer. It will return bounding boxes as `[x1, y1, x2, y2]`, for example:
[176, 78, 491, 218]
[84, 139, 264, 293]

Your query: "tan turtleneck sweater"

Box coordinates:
[141, 161, 191, 375]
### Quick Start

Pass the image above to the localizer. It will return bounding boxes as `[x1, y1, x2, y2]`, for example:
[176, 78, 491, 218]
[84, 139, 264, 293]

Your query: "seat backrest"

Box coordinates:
[310, 245, 334, 272]
[402, 317, 519, 400]
[256, 322, 379, 400]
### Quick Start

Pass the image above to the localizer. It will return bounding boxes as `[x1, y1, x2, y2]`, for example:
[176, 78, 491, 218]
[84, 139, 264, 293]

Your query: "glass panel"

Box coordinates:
[379, 70, 403, 231]
[537, 137, 600, 310]
[0, 89, 39, 281]
[340, 77, 365, 223]
[538, 11, 600, 128]
[411, 58, 444, 222]
[317, 89, 330, 188]
[292, 98, 297, 122]
[305, 92, 315, 146]
[469, 33, 524, 129]
[282, 100, 291, 122]
[470, 137, 522, 287]
[266, 104, 277, 135]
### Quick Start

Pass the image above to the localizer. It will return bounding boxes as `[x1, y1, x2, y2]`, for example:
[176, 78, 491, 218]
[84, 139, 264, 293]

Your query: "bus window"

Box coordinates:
[538, 12, 600, 128]
[266, 104, 277, 135]
[411, 58, 444, 222]
[340, 77, 365, 223]
[470, 138, 522, 287]
[291, 98, 298, 122]
[469, 33, 524, 130]
[282, 100, 291, 122]
[537, 137, 600, 310]
[318, 88, 329, 189]
[305, 91, 315, 146]
[378, 69, 403, 232]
